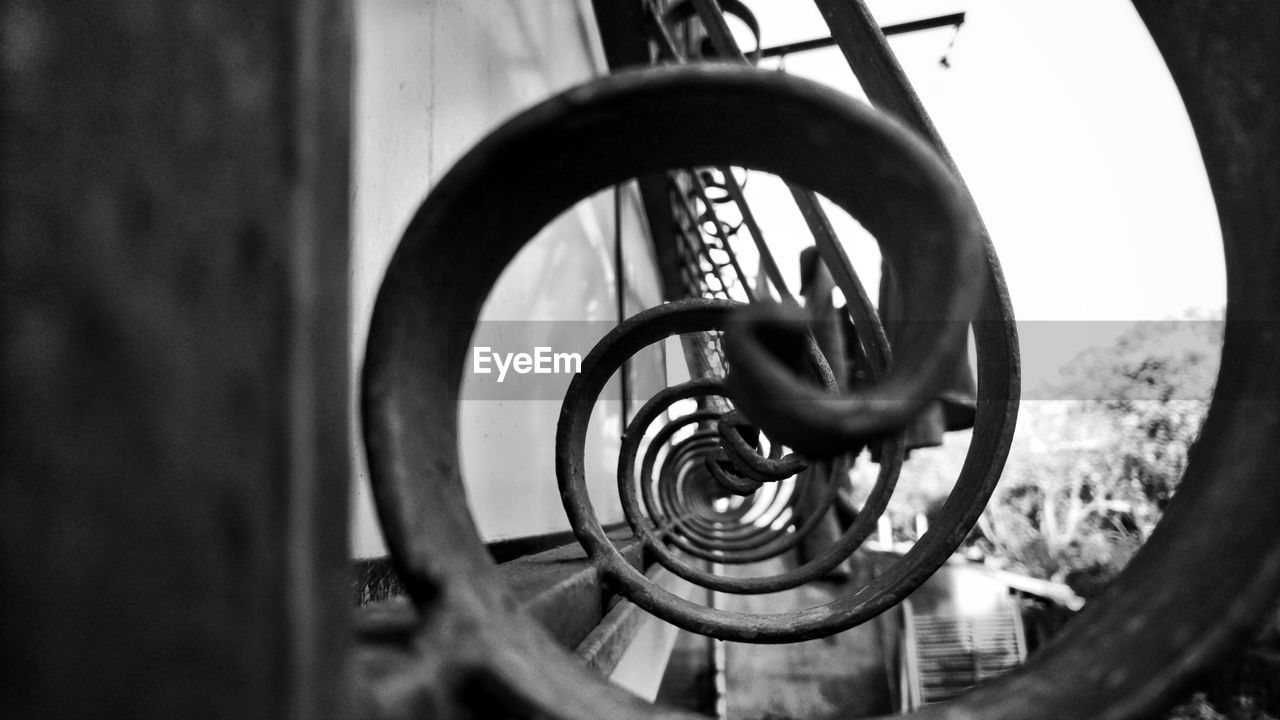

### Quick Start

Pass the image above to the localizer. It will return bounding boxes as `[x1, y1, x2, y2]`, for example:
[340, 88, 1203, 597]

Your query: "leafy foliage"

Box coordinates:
[972, 316, 1222, 594]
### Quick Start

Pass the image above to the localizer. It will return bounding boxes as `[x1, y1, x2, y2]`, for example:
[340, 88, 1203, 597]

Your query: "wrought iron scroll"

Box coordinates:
[356, 2, 1280, 719]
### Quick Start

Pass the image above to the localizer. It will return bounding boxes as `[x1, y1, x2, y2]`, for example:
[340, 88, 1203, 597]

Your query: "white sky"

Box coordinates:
[729, 0, 1225, 322]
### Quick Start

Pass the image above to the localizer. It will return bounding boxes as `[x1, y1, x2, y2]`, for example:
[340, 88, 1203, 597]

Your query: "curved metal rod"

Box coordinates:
[650, 437, 790, 546]
[656, 448, 789, 553]
[654, 445, 843, 564]
[627, 380, 770, 532]
[568, 299, 925, 620]
[704, 452, 764, 495]
[619, 369, 864, 575]
[618, 355, 826, 552]
[682, 0, 898, 390]
[539, 68, 997, 635]
[359, 65, 1014, 716]
[645, 428, 854, 574]
[352, 4, 1280, 720]
[724, 299, 976, 459]
[655, 433, 751, 528]
[635, 409, 724, 522]
[717, 409, 807, 482]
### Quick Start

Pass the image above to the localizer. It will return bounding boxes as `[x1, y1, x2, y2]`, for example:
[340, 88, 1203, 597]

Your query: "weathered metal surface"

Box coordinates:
[575, 565, 692, 676]
[677, 0, 994, 465]
[612, 334, 801, 560]
[720, 556, 895, 719]
[680, 0, 995, 464]
[716, 409, 807, 482]
[671, 0, 1021, 668]
[654, 0, 870, 332]
[356, 532, 644, 648]
[359, 72, 988, 719]
[651, 0, 892, 340]
[1, 3, 352, 719]
[499, 531, 645, 649]
[486, 521, 635, 563]
[812, 0, 991, 458]
[561, 299, 912, 627]
[604, 348, 855, 578]
[354, 2, 1277, 719]
[575, 588, 649, 675]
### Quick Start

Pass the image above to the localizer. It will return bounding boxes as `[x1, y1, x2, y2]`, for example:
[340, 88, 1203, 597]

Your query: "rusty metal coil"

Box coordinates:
[565, 297, 1008, 629]
[359, 16, 1280, 714]
[360, 63, 1014, 717]
[363, 61, 1009, 653]
[617, 370, 857, 571]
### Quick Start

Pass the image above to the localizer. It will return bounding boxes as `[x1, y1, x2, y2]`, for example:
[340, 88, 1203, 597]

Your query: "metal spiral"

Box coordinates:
[359, 5, 1280, 712]
[540, 66, 1008, 639]
[567, 301, 901, 605]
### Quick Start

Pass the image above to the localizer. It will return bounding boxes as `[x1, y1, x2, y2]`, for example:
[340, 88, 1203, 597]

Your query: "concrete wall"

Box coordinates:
[350, 0, 667, 556]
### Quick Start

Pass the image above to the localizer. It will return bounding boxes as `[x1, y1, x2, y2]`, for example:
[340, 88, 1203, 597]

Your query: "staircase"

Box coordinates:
[904, 604, 1027, 708]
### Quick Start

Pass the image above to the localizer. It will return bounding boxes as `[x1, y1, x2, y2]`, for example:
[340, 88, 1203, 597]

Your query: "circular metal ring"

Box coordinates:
[617, 363, 863, 574]
[568, 299, 945, 623]
[361, 15, 1280, 718]
[361, 63, 1018, 711]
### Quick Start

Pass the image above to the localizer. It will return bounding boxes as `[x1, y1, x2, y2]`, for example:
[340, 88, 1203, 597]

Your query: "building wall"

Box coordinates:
[350, 0, 667, 556]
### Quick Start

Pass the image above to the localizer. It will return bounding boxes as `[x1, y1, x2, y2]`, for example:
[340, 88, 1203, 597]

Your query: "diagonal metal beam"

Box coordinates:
[760, 12, 967, 59]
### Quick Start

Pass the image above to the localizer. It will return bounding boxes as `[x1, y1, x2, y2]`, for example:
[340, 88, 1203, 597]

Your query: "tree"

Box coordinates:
[973, 314, 1222, 592]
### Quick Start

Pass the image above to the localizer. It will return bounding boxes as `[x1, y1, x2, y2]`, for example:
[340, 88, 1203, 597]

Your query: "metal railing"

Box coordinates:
[355, 1, 1280, 718]
[9, 3, 1279, 720]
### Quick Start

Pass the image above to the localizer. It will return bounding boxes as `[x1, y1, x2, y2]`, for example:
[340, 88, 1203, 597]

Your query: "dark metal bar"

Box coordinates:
[644, 0, 690, 63]
[487, 521, 635, 563]
[354, 531, 645, 650]
[500, 533, 645, 648]
[810, 0, 959, 168]
[809, 0, 998, 450]
[575, 593, 647, 674]
[689, 0, 750, 63]
[759, 12, 966, 59]
[614, 185, 632, 427]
